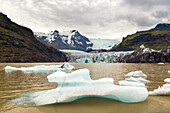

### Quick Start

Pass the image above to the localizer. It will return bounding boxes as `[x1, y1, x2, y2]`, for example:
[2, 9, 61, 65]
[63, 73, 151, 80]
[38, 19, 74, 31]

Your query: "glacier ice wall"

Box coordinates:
[62, 50, 133, 63]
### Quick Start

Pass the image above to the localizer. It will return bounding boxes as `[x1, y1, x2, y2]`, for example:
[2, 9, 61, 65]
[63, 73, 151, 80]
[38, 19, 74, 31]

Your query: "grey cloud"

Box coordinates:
[152, 11, 169, 19]
[114, 0, 170, 28]
[0, 0, 169, 39]
[121, 0, 170, 7]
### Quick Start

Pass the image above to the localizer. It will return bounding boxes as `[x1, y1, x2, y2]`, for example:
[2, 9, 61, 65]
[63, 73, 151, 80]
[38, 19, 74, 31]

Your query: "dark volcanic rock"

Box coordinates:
[122, 46, 170, 63]
[0, 12, 67, 62]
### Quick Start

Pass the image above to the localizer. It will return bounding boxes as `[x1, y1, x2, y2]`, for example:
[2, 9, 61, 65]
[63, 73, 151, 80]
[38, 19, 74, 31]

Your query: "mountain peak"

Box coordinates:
[35, 29, 93, 51]
[70, 30, 78, 33]
[112, 23, 170, 51]
[154, 23, 170, 30]
[50, 30, 59, 35]
[0, 12, 67, 62]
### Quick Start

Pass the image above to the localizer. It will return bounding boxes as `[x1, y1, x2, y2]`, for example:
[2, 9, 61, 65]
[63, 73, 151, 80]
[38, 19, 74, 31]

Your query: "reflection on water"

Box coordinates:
[0, 63, 170, 113]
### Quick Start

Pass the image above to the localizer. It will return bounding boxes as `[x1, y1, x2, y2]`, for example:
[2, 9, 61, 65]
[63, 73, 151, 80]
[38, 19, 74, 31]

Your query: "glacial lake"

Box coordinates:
[0, 63, 170, 113]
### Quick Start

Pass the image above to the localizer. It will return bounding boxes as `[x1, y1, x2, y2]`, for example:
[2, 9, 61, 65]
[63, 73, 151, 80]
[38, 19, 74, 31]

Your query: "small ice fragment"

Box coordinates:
[158, 62, 164, 64]
[119, 80, 145, 87]
[124, 71, 147, 77]
[5, 63, 74, 72]
[149, 84, 170, 96]
[125, 77, 150, 84]
[164, 78, 170, 83]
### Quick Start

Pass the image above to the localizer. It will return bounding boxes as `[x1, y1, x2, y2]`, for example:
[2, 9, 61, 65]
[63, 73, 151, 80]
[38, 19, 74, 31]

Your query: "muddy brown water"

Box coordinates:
[0, 63, 170, 113]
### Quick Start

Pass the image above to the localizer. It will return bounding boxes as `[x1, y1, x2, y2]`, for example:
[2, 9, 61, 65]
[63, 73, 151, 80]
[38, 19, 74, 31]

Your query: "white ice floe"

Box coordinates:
[10, 69, 148, 106]
[149, 84, 170, 96]
[124, 71, 147, 77]
[158, 62, 164, 64]
[125, 77, 150, 84]
[119, 80, 145, 87]
[164, 78, 170, 83]
[168, 71, 170, 73]
[5, 63, 74, 72]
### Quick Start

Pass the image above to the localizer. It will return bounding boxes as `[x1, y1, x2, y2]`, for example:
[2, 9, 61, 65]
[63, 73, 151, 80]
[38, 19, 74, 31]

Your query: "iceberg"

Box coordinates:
[149, 84, 170, 96]
[124, 71, 147, 77]
[125, 77, 150, 84]
[158, 62, 164, 64]
[119, 80, 145, 87]
[168, 70, 170, 73]
[10, 69, 148, 106]
[164, 78, 170, 83]
[5, 63, 74, 72]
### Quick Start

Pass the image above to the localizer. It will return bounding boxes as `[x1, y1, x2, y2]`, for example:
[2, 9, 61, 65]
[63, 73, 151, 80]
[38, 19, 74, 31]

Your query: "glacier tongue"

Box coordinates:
[9, 69, 148, 106]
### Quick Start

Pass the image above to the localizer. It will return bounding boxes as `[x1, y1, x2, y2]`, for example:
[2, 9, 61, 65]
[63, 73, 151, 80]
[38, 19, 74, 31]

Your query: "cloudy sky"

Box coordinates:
[0, 0, 169, 40]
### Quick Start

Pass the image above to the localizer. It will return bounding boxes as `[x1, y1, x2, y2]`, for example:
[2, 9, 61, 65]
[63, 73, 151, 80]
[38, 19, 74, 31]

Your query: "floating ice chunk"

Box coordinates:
[119, 80, 145, 87]
[61, 63, 75, 70]
[125, 77, 150, 84]
[10, 69, 148, 106]
[158, 62, 164, 64]
[124, 71, 147, 77]
[168, 71, 170, 73]
[164, 78, 170, 83]
[5, 63, 74, 72]
[149, 84, 170, 96]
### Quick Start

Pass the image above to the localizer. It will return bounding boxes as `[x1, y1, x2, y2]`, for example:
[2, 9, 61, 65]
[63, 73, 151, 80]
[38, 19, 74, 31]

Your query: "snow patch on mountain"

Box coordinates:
[34, 30, 93, 51]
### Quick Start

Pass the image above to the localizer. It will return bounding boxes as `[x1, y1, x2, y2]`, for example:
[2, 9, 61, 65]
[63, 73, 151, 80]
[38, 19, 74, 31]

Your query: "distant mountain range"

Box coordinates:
[0, 12, 67, 62]
[0, 12, 169, 63]
[34, 30, 93, 51]
[112, 23, 170, 51]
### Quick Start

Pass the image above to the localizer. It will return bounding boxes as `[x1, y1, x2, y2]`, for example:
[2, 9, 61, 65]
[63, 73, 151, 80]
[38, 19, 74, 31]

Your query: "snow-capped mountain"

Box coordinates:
[34, 30, 93, 51]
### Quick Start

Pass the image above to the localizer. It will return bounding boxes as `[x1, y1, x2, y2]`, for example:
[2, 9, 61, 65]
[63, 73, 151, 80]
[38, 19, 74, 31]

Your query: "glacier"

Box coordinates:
[5, 63, 74, 72]
[60, 49, 133, 63]
[9, 69, 148, 106]
[124, 71, 147, 77]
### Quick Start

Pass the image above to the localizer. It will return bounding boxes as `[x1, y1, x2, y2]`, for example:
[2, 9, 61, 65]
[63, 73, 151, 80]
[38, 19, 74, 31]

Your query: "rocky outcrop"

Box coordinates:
[0, 12, 67, 62]
[34, 30, 93, 51]
[122, 45, 170, 63]
[111, 23, 170, 51]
